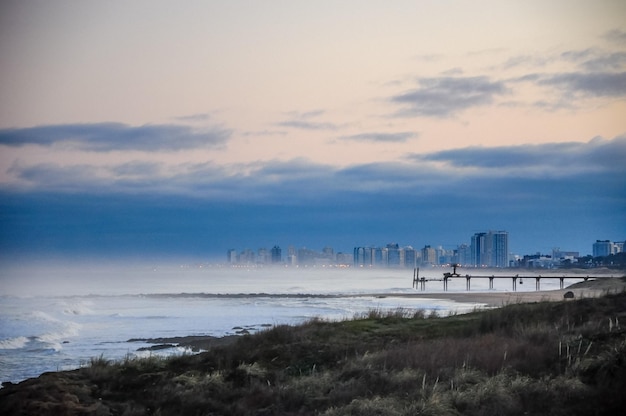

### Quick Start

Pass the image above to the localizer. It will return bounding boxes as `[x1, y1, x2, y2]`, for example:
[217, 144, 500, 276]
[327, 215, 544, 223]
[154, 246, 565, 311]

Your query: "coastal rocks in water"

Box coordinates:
[128, 335, 239, 352]
[232, 324, 272, 335]
[136, 344, 177, 352]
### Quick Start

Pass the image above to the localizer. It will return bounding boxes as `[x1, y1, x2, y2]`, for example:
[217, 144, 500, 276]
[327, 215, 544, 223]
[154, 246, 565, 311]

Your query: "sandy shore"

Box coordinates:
[135, 276, 625, 352]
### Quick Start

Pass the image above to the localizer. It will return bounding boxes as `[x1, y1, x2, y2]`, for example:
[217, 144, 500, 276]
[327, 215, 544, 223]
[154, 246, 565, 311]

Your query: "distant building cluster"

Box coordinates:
[226, 234, 625, 269]
[354, 231, 509, 269]
[516, 249, 581, 268]
[516, 241, 624, 268]
[226, 245, 353, 267]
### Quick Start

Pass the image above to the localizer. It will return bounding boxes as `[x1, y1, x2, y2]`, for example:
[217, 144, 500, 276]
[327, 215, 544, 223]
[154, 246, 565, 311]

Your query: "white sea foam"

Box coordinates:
[36, 321, 81, 344]
[60, 300, 94, 316]
[27, 310, 59, 322]
[0, 336, 29, 350]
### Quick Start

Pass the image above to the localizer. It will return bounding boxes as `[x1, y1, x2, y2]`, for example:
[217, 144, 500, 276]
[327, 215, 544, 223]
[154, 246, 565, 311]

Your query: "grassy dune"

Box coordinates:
[2, 281, 625, 415]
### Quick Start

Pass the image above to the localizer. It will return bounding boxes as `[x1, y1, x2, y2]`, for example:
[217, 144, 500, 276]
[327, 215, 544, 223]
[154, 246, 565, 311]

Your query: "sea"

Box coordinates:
[0, 262, 582, 385]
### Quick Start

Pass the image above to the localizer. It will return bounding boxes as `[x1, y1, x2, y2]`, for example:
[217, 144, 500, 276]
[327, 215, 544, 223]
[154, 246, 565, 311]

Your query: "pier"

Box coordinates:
[412, 265, 601, 292]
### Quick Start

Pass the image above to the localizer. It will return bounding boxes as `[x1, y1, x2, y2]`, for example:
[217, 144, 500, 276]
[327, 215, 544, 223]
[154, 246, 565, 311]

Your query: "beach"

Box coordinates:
[2, 265, 623, 385]
[135, 275, 626, 352]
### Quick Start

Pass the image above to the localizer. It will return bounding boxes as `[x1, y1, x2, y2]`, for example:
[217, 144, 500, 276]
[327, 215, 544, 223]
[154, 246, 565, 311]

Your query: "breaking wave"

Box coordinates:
[0, 336, 29, 350]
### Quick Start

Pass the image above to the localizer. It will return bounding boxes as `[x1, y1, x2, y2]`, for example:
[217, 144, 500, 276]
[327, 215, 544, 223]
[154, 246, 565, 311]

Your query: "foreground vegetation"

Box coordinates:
[2, 285, 626, 415]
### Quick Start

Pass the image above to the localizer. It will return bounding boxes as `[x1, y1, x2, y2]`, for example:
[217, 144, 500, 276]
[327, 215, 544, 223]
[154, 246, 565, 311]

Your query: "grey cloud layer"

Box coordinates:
[412, 137, 626, 171]
[278, 120, 340, 130]
[4, 137, 623, 257]
[392, 45, 626, 117]
[277, 110, 340, 130]
[391, 76, 508, 117]
[7, 137, 624, 198]
[561, 48, 626, 71]
[339, 132, 418, 143]
[604, 29, 626, 43]
[174, 113, 212, 122]
[9, 163, 106, 191]
[517, 46, 626, 100]
[537, 71, 626, 97]
[0, 123, 232, 151]
[109, 161, 165, 179]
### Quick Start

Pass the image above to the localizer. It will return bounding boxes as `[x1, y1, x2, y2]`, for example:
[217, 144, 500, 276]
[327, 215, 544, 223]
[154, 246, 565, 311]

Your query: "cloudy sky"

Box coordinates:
[1, 1, 625, 262]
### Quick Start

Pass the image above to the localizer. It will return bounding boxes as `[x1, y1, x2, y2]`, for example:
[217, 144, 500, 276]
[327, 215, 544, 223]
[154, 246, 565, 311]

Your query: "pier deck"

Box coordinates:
[412, 266, 605, 292]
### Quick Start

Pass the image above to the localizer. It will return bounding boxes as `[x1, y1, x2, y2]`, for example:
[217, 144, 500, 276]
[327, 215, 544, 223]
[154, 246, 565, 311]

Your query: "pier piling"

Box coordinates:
[412, 265, 605, 292]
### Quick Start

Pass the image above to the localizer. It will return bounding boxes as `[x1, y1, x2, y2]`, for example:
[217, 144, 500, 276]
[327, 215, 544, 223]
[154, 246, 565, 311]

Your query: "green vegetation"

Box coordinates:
[2, 286, 626, 415]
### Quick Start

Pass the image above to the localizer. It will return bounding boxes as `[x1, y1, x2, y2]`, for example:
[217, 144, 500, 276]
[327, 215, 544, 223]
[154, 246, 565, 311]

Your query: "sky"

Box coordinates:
[0, 0, 625, 263]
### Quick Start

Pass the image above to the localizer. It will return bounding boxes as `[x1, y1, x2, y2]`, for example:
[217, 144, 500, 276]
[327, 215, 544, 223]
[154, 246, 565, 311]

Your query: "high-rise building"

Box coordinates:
[387, 243, 401, 268]
[491, 231, 509, 268]
[471, 231, 508, 267]
[271, 245, 282, 264]
[372, 247, 386, 267]
[353, 247, 368, 267]
[421, 245, 437, 265]
[257, 248, 269, 264]
[457, 243, 471, 266]
[239, 248, 255, 264]
[593, 240, 615, 257]
[322, 246, 334, 260]
[471, 233, 486, 266]
[297, 247, 321, 266]
[436, 246, 452, 265]
[404, 246, 417, 268]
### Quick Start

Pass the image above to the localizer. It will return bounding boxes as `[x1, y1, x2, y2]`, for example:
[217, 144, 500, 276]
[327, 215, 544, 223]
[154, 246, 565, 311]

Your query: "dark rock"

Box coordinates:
[137, 344, 176, 352]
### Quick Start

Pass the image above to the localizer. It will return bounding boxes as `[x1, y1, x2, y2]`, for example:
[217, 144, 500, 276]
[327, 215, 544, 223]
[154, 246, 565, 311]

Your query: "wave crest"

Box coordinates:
[0, 336, 29, 350]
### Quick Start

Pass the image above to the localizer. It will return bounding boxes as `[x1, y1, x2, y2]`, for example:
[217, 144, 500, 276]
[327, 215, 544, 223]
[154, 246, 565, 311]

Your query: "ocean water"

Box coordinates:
[0, 263, 580, 385]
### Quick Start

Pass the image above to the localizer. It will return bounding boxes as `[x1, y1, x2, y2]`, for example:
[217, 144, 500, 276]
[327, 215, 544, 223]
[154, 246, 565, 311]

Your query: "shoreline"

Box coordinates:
[378, 287, 598, 308]
[136, 277, 625, 353]
[357, 275, 626, 308]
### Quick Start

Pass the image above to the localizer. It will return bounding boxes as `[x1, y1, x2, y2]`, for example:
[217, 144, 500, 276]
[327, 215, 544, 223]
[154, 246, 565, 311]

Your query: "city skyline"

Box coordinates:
[225, 232, 623, 268]
[1, 2, 625, 264]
